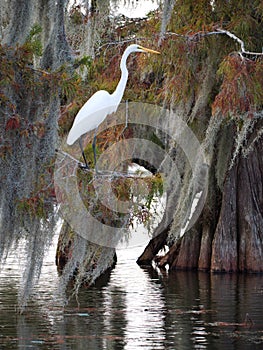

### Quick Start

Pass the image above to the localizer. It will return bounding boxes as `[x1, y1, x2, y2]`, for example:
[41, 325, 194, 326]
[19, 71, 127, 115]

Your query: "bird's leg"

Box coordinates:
[119, 100, 129, 139]
[78, 136, 89, 169]
[125, 100, 129, 128]
[92, 128, 98, 168]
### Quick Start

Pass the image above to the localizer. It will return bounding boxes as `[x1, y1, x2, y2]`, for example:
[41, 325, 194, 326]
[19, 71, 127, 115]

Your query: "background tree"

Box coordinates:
[0, 0, 117, 309]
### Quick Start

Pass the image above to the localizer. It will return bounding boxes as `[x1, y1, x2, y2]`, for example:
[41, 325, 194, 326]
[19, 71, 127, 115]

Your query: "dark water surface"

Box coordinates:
[0, 242, 263, 350]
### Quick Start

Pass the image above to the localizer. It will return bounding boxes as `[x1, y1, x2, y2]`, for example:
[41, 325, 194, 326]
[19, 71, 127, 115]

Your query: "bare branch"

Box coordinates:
[55, 149, 154, 179]
[165, 29, 263, 58]
[216, 29, 263, 57]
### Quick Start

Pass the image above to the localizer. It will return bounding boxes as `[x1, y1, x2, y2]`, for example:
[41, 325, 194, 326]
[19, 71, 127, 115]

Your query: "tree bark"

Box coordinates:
[211, 164, 239, 272]
[237, 137, 263, 272]
[212, 126, 263, 272]
[137, 225, 170, 265]
[147, 120, 263, 273]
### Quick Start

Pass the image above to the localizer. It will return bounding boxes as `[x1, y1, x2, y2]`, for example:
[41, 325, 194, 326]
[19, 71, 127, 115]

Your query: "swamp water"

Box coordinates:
[0, 238, 263, 350]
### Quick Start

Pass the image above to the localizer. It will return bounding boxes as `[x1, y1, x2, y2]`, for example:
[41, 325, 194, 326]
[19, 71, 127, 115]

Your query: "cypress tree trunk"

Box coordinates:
[212, 123, 263, 272]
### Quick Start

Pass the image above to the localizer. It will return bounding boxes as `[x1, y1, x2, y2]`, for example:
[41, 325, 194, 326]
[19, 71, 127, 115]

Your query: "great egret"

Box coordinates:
[67, 44, 160, 169]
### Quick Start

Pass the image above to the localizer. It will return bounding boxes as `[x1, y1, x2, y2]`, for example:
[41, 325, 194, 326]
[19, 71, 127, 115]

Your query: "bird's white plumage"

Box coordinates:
[66, 44, 160, 146]
[67, 90, 116, 145]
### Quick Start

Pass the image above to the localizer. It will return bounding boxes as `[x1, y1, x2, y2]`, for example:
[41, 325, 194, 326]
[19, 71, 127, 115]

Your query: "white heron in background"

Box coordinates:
[67, 44, 160, 169]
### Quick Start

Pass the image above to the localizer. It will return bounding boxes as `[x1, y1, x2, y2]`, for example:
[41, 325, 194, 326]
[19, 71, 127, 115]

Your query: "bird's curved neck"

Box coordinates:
[112, 49, 130, 104]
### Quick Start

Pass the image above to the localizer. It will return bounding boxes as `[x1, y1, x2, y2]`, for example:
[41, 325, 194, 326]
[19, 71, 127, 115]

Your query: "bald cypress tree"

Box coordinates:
[138, 0, 263, 272]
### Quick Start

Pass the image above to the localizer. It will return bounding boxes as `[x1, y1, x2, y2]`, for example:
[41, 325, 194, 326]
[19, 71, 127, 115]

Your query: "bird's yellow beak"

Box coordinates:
[139, 45, 160, 54]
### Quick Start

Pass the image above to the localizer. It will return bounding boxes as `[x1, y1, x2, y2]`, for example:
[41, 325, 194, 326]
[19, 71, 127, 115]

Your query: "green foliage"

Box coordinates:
[213, 0, 263, 51]
[144, 173, 163, 210]
[27, 23, 42, 41]
[76, 167, 164, 228]
[24, 23, 43, 57]
[168, 0, 214, 32]
[57, 70, 81, 100]
[73, 55, 93, 70]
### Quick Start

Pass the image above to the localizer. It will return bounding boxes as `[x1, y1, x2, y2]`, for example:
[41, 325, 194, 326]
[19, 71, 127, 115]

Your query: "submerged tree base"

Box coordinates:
[56, 222, 117, 290]
[137, 118, 263, 274]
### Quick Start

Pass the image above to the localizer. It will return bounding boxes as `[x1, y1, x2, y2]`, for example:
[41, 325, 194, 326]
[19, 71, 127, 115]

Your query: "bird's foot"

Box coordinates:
[93, 164, 106, 176]
[94, 164, 103, 175]
[78, 162, 90, 170]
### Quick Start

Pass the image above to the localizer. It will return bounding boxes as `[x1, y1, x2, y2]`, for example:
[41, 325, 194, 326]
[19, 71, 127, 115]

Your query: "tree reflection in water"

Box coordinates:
[1, 244, 263, 349]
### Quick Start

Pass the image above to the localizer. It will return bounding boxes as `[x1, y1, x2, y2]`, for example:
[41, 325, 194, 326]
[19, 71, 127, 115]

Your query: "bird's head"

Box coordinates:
[128, 44, 160, 55]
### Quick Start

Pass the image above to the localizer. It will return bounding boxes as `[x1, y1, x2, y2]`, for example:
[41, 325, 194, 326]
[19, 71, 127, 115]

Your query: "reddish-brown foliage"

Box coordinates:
[5, 114, 21, 131]
[212, 55, 263, 117]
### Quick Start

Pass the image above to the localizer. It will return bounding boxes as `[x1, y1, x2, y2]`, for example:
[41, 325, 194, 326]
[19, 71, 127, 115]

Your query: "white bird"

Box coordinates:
[67, 44, 160, 169]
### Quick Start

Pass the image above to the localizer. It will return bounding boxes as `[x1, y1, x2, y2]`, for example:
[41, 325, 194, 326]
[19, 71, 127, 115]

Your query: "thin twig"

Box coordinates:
[96, 38, 146, 55]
